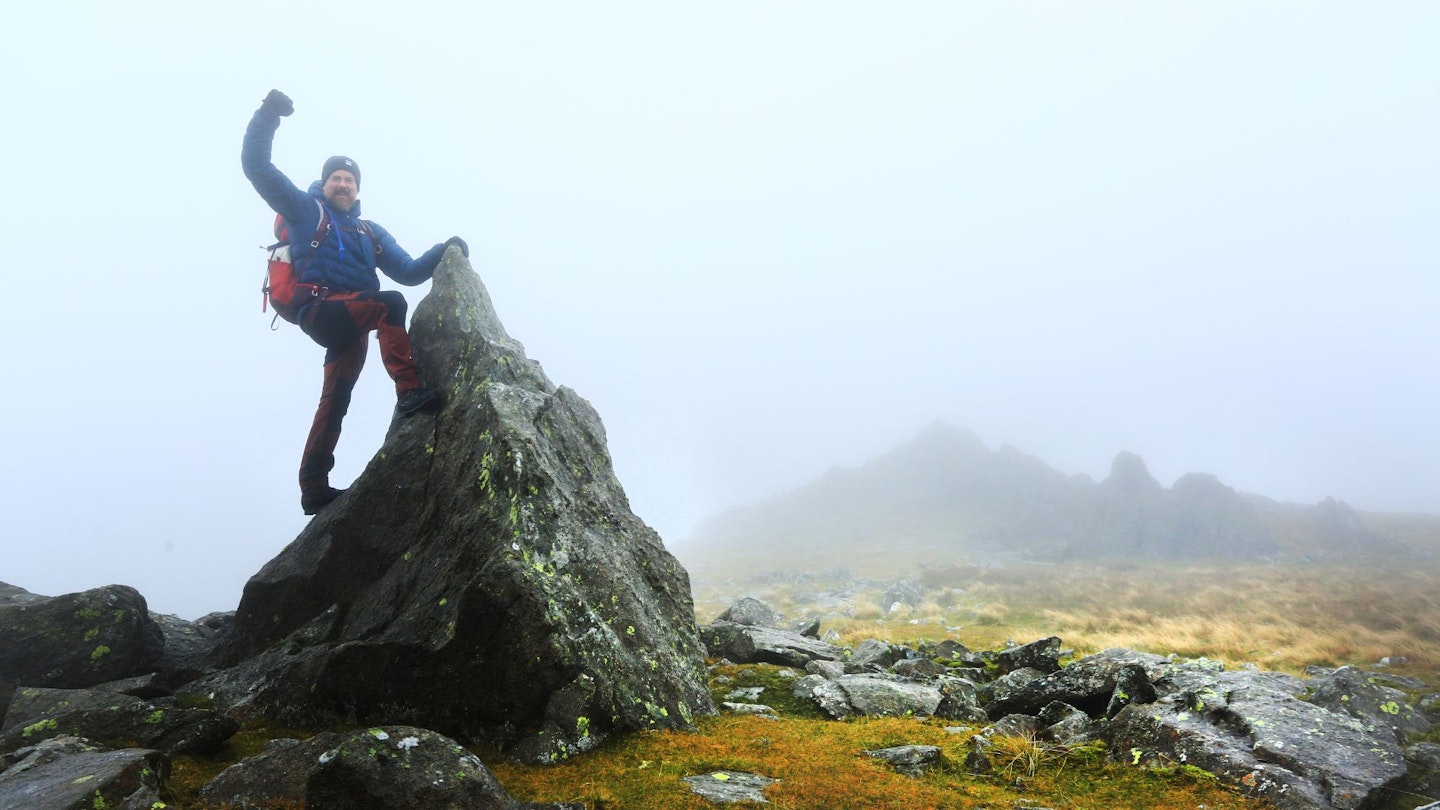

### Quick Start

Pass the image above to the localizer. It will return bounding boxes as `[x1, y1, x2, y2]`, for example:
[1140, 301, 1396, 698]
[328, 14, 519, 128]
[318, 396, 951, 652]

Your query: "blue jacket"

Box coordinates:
[242, 110, 446, 293]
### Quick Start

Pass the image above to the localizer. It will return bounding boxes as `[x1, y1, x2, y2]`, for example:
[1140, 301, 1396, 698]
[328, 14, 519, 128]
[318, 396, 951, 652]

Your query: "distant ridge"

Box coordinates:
[681, 422, 1413, 565]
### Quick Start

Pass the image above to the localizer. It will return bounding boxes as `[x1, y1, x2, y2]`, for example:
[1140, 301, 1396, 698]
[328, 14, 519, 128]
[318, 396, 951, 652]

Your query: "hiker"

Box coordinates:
[242, 88, 467, 516]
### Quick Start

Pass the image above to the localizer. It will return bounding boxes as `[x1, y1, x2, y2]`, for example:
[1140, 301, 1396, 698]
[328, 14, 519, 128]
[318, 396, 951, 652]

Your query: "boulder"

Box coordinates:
[1111, 670, 1407, 810]
[0, 585, 164, 689]
[849, 638, 907, 669]
[715, 596, 782, 627]
[984, 649, 1162, 719]
[202, 726, 522, 809]
[0, 686, 236, 757]
[0, 736, 167, 810]
[995, 636, 1063, 675]
[1308, 665, 1431, 743]
[791, 674, 944, 720]
[192, 252, 714, 763]
[700, 621, 843, 667]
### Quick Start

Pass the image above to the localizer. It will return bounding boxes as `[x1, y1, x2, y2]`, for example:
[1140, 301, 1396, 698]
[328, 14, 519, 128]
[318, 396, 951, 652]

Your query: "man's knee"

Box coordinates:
[375, 290, 408, 327]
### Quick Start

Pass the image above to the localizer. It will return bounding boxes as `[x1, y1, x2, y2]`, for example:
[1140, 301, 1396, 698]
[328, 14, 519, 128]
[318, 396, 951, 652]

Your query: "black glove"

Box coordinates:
[259, 89, 294, 118]
[445, 236, 469, 258]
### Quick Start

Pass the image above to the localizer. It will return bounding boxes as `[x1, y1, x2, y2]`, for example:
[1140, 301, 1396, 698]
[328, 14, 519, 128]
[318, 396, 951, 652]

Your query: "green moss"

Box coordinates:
[146, 709, 165, 724]
[84, 627, 100, 641]
[91, 645, 111, 661]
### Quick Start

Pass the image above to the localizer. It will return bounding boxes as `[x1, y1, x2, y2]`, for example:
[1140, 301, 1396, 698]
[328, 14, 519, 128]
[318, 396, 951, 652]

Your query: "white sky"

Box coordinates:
[2, 2, 1437, 618]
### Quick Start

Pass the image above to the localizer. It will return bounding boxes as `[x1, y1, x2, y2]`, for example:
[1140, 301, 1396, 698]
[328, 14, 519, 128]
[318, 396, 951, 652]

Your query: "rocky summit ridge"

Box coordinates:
[684, 422, 1410, 563]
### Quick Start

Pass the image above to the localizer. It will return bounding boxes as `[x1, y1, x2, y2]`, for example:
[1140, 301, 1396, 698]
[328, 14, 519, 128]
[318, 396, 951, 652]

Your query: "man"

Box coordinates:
[242, 89, 467, 516]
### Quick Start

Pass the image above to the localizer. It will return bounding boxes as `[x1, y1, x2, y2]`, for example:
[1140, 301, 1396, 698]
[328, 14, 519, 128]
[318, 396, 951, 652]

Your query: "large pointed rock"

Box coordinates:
[195, 250, 714, 762]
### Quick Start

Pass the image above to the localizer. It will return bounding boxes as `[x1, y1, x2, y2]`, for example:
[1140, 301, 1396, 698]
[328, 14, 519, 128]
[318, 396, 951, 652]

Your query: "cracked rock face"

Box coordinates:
[192, 251, 714, 762]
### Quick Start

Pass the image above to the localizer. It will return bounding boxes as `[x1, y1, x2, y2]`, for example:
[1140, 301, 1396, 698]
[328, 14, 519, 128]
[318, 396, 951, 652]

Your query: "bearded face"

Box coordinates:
[322, 170, 358, 212]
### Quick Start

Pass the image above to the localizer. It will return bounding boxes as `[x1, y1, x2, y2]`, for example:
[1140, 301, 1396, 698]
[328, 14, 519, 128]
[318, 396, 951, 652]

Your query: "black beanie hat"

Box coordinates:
[321, 155, 360, 188]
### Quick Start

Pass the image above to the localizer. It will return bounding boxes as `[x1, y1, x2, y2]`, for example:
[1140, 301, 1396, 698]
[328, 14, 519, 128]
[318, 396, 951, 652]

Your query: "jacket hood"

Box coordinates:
[307, 180, 363, 217]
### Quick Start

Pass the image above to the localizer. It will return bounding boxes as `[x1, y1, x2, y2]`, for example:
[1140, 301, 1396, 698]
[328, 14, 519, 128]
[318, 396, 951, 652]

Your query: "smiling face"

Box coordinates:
[322, 169, 358, 212]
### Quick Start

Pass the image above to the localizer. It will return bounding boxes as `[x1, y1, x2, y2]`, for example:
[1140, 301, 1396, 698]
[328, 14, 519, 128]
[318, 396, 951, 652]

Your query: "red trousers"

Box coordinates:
[297, 290, 421, 491]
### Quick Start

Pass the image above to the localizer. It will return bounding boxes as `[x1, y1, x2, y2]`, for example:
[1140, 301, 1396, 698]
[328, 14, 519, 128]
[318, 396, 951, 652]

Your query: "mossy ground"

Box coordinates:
[481, 678, 1264, 809]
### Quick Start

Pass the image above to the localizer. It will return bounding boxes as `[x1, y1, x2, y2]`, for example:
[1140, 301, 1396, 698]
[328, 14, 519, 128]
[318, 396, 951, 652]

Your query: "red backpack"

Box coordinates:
[262, 199, 380, 327]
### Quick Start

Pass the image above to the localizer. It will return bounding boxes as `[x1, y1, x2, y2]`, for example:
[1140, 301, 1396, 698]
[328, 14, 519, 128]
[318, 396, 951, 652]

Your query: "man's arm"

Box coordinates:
[241, 90, 314, 227]
[370, 223, 449, 286]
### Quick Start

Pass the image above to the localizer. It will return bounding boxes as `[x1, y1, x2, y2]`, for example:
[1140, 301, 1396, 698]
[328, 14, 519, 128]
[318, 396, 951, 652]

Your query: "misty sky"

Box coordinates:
[2, 3, 1437, 618]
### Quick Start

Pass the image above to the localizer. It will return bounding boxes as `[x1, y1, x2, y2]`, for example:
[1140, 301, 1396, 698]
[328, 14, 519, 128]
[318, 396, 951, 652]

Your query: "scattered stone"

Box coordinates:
[721, 702, 778, 719]
[865, 744, 944, 777]
[682, 770, 779, 804]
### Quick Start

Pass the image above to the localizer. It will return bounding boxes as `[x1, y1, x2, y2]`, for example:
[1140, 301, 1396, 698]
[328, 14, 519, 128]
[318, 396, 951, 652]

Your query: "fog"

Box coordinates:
[2, 3, 1436, 618]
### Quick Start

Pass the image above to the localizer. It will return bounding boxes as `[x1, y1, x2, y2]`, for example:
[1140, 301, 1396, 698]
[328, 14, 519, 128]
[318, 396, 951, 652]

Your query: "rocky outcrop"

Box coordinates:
[191, 250, 713, 763]
[683, 425, 1390, 562]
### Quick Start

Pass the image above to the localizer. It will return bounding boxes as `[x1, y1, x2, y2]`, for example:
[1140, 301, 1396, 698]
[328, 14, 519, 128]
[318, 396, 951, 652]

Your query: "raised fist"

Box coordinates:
[259, 89, 294, 118]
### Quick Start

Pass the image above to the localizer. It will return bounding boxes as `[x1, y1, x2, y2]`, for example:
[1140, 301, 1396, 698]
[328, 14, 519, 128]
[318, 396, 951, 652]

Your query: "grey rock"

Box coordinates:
[982, 713, 1045, 740]
[307, 727, 519, 810]
[715, 597, 781, 628]
[849, 638, 907, 669]
[892, 657, 947, 679]
[204, 726, 519, 810]
[0, 686, 236, 756]
[934, 675, 987, 723]
[995, 635, 1063, 675]
[700, 621, 844, 667]
[791, 675, 853, 720]
[0, 582, 43, 607]
[834, 674, 943, 718]
[1110, 670, 1407, 810]
[865, 744, 944, 777]
[720, 702, 778, 719]
[1039, 700, 1101, 745]
[151, 610, 229, 686]
[682, 770, 779, 804]
[804, 660, 845, 681]
[985, 652, 1157, 720]
[1307, 665, 1431, 743]
[191, 253, 714, 764]
[980, 666, 1045, 711]
[881, 580, 923, 611]
[0, 736, 166, 810]
[0, 585, 164, 689]
[1406, 742, 1440, 801]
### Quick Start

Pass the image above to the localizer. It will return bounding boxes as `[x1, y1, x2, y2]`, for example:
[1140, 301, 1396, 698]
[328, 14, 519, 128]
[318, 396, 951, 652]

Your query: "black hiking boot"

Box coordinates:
[397, 386, 442, 417]
[301, 486, 345, 516]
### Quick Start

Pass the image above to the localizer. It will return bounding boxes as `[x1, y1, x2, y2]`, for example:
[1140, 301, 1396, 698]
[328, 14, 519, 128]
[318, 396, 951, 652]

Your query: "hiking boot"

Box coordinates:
[397, 386, 442, 417]
[301, 486, 345, 516]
